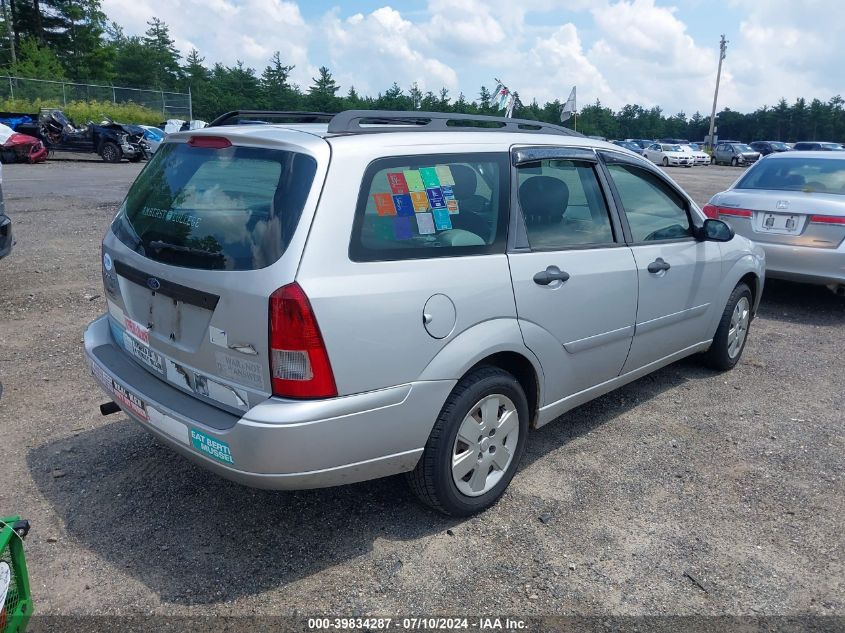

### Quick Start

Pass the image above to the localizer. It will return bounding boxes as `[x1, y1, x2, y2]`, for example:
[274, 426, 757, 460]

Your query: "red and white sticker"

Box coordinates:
[124, 315, 150, 344]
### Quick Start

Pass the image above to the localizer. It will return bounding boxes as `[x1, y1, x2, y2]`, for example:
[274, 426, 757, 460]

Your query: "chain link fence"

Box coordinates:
[0, 75, 192, 120]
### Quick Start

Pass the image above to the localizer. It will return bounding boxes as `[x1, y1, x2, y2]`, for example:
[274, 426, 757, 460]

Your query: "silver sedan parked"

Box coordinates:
[705, 151, 845, 295]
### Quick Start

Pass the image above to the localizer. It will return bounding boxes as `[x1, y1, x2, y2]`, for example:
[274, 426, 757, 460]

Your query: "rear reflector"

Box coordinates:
[269, 283, 337, 399]
[187, 136, 232, 149]
[702, 204, 752, 219]
[809, 215, 845, 225]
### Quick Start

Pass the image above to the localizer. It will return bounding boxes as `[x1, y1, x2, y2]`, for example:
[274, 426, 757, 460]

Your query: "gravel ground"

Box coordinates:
[0, 161, 843, 624]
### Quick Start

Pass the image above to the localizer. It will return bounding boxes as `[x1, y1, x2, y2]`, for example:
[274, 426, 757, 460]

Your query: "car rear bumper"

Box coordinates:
[759, 241, 845, 285]
[84, 314, 454, 489]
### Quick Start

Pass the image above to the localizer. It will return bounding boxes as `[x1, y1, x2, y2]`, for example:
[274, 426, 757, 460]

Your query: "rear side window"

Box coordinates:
[517, 159, 615, 249]
[350, 153, 509, 261]
[112, 142, 317, 270]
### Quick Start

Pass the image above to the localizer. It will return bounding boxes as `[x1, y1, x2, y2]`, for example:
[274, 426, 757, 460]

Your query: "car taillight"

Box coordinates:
[809, 215, 845, 225]
[187, 135, 232, 149]
[269, 282, 337, 399]
[702, 204, 753, 219]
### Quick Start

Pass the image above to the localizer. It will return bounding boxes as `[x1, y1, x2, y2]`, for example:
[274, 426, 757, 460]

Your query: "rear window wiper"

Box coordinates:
[146, 240, 222, 258]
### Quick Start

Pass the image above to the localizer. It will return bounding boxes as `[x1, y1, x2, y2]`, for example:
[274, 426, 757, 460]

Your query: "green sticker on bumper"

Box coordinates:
[190, 429, 234, 465]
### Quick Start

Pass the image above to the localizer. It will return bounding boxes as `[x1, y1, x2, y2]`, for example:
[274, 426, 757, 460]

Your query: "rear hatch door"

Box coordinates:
[102, 129, 329, 413]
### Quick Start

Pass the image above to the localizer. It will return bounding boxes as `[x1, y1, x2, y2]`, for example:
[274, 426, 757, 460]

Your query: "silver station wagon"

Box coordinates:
[85, 110, 765, 516]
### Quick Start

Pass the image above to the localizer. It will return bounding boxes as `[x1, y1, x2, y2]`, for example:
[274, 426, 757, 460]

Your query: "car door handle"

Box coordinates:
[647, 258, 671, 273]
[533, 267, 570, 285]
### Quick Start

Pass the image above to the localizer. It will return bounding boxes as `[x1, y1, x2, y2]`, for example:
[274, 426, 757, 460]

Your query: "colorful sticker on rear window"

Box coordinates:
[441, 185, 455, 199]
[373, 192, 396, 216]
[426, 187, 446, 209]
[416, 213, 436, 235]
[403, 170, 425, 192]
[419, 167, 440, 189]
[393, 193, 415, 216]
[433, 208, 453, 231]
[393, 216, 413, 240]
[435, 165, 456, 186]
[410, 191, 429, 212]
[446, 199, 460, 214]
[190, 428, 234, 465]
[387, 172, 409, 194]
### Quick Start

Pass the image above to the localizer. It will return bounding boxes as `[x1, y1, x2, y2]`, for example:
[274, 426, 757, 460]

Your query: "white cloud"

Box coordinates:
[99, 0, 844, 115]
[721, 0, 845, 110]
[321, 7, 459, 95]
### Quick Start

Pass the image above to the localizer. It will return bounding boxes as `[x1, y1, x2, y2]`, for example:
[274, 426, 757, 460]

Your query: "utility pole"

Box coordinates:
[0, 0, 15, 64]
[707, 34, 727, 148]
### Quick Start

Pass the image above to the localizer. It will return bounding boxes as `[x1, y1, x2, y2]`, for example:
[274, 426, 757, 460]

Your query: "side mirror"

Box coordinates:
[700, 218, 734, 242]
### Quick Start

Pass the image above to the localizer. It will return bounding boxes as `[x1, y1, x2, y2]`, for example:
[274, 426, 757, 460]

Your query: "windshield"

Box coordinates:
[821, 143, 844, 150]
[688, 143, 700, 150]
[735, 157, 845, 195]
[733, 144, 754, 152]
[112, 142, 318, 270]
[770, 142, 789, 150]
[662, 144, 682, 152]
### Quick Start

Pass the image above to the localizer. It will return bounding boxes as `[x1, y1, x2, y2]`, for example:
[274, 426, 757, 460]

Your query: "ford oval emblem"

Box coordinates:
[146, 277, 161, 291]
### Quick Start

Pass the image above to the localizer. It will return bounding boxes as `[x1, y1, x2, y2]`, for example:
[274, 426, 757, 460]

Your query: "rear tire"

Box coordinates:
[407, 366, 529, 516]
[703, 282, 753, 371]
[100, 141, 121, 163]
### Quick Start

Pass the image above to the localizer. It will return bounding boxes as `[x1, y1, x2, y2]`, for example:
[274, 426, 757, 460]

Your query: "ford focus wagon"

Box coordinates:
[85, 110, 765, 516]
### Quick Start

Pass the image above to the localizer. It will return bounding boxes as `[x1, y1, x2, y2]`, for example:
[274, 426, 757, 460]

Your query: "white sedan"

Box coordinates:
[680, 144, 710, 166]
[644, 143, 693, 168]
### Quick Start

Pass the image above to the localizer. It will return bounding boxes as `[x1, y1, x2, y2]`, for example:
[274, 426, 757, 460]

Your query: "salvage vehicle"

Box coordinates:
[0, 123, 47, 164]
[0, 163, 12, 259]
[85, 110, 765, 516]
[16, 110, 149, 163]
[705, 151, 845, 295]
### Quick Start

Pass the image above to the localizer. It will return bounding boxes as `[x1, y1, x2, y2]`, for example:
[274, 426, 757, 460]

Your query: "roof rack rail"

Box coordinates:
[326, 110, 582, 137]
[208, 110, 335, 127]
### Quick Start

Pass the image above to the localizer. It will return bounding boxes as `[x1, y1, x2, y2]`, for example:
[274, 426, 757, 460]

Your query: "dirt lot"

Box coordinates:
[0, 160, 843, 624]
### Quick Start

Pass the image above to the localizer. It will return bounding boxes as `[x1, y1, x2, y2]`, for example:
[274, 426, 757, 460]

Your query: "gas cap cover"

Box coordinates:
[422, 294, 457, 339]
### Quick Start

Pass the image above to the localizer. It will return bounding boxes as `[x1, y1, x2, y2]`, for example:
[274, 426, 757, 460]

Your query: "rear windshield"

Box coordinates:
[736, 157, 845, 195]
[112, 142, 317, 270]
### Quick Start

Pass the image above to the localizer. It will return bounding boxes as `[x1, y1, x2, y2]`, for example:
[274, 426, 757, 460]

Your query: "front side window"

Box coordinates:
[350, 153, 508, 261]
[607, 164, 692, 242]
[517, 159, 615, 249]
[112, 142, 317, 270]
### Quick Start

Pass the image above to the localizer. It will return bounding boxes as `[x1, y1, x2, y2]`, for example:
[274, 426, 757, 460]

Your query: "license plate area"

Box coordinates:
[754, 212, 804, 235]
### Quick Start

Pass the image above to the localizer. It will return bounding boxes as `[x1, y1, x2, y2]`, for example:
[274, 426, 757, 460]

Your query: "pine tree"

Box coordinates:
[307, 66, 340, 112]
[142, 17, 181, 89]
[260, 51, 296, 109]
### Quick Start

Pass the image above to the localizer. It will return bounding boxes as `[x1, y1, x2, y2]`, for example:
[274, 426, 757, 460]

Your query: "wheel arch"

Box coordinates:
[465, 352, 540, 428]
[417, 318, 544, 427]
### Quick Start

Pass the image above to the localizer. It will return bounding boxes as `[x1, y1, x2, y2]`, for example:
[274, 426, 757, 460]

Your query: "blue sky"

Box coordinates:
[102, 0, 843, 115]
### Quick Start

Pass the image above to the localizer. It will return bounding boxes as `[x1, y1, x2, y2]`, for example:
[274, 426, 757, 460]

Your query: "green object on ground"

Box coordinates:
[0, 516, 32, 633]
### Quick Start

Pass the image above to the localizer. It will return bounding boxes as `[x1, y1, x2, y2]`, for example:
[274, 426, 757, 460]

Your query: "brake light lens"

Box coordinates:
[187, 135, 232, 149]
[269, 282, 337, 399]
[809, 215, 845, 225]
[702, 204, 753, 219]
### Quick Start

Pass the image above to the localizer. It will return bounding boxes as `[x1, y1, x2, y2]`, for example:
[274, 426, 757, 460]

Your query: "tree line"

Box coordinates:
[1, 0, 843, 142]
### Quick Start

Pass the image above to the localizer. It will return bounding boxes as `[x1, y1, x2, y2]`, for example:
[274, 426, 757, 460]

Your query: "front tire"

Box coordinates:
[662, 157, 669, 167]
[731, 157, 738, 167]
[100, 141, 121, 163]
[407, 366, 529, 516]
[703, 282, 753, 370]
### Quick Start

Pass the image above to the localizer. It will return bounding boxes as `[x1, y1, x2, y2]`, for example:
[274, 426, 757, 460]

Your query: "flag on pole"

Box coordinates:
[560, 86, 576, 122]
